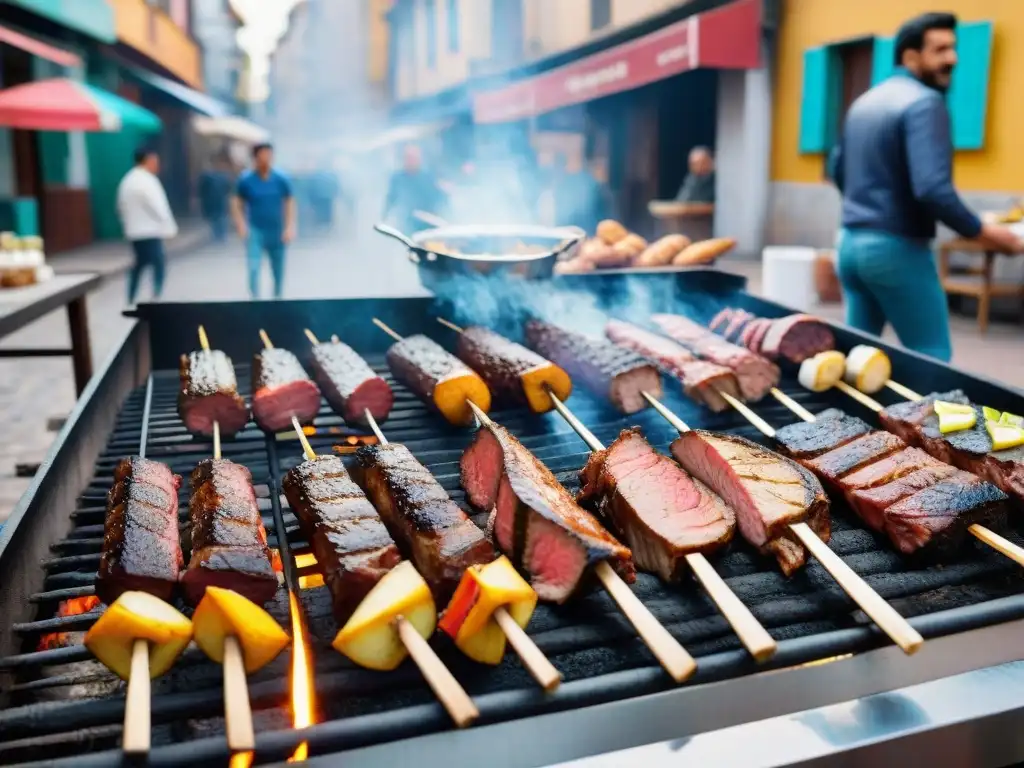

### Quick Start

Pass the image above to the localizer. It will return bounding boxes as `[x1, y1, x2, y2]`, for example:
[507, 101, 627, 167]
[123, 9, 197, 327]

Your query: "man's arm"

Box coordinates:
[281, 174, 297, 242]
[827, 139, 845, 192]
[230, 193, 247, 238]
[152, 178, 178, 239]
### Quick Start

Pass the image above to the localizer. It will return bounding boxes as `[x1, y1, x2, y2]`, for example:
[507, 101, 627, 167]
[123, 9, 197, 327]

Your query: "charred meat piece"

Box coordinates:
[179, 350, 249, 437]
[525, 319, 662, 414]
[774, 409, 873, 460]
[803, 431, 905, 486]
[97, 457, 183, 605]
[455, 325, 572, 413]
[671, 431, 830, 576]
[461, 420, 634, 602]
[577, 428, 734, 582]
[386, 334, 490, 426]
[283, 455, 402, 623]
[251, 348, 322, 433]
[878, 390, 969, 445]
[182, 458, 277, 605]
[605, 320, 741, 413]
[759, 315, 835, 363]
[652, 314, 780, 402]
[310, 339, 394, 426]
[354, 443, 495, 601]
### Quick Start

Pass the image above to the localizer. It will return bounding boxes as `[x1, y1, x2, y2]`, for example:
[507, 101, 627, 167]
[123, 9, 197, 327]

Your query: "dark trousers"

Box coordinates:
[127, 238, 165, 304]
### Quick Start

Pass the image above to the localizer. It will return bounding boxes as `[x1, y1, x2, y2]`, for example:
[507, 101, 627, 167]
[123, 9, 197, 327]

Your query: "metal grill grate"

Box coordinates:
[2, 342, 1024, 765]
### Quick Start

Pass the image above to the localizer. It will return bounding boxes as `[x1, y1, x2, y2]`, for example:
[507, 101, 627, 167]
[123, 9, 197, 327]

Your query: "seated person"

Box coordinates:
[675, 146, 716, 204]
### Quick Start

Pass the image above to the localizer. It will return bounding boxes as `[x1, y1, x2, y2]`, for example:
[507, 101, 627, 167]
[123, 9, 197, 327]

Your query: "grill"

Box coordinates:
[2, 270, 1024, 767]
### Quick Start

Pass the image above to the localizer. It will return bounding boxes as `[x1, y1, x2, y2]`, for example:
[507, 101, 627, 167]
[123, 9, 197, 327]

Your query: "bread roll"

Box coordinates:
[671, 237, 737, 266]
[635, 234, 691, 267]
[596, 219, 629, 245]
[611, 233, 648, 260]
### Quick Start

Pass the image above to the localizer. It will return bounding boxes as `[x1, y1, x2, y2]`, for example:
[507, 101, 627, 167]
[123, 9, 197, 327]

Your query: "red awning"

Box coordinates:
[473, 0, 761, 124]
[0, 24, 80, 68]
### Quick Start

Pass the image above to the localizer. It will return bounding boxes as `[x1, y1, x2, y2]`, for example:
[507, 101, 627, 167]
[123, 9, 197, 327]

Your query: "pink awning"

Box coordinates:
[0, 24, 80, 68]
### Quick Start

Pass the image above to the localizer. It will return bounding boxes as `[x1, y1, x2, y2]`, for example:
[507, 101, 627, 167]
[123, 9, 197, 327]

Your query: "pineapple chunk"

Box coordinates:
[84, 592, 192, 680]
[844, 345, 891, 394]
[986, 421, 1024, 451]
[192, 586, 290, 674]
[333, 561, 436, 671]
[934, 400, 975, 417]
[938, 410, 976, 434]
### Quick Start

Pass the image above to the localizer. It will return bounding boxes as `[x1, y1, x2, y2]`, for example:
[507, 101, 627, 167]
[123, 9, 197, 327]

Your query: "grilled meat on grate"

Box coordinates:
[773, 408, 873, 460]
[182, 458, 278, 605]
[525, 319, 662, 414]
[708, 309, 836, 364]
[179, 350, 250, 436]
[671, 431, 830, 576]
[354, 442, 495, 602]
[96, 457, 183, 605]
[310, 339, 394, 426]
[803, 432, 905, 485]
[577, 428, 734, 582]
[461, 420, 634, 602]
[252, 348, 322, 433]
[652, 314, 780, 402]
[283, 455, 402, 623]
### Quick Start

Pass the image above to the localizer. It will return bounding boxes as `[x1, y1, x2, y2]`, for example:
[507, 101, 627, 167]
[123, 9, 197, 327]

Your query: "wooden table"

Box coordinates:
[0, 273, 101, 396]
[938, 239, 1024, 333]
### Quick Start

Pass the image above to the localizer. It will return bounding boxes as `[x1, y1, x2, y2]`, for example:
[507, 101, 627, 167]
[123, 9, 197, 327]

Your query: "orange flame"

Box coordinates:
[331, 435, 379, 455]
[38, 595, 101, 650]
[229, 751, 254, 768]
[295, 553, 324, 590]
[287, 592, 315, 762]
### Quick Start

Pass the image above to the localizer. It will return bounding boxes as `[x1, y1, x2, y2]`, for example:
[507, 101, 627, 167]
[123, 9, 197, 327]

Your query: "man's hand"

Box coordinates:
[979, 222, 1022, 253]
[282, 225, 296, 244]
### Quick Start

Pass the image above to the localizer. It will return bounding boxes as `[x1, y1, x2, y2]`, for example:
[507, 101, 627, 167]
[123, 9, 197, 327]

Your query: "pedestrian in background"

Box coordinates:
[675, 146, 716, 204]
[231, 142, 297, 299]
[830, 12, 1020, 361]
[198, 154, 232, 242]
[116, 148, 178, 307]
[382, 144, 444, 234]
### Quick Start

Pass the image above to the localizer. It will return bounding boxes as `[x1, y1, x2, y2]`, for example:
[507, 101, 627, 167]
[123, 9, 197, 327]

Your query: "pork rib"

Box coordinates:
[251, 348, 322, 433]
[310, 340, 394, 426]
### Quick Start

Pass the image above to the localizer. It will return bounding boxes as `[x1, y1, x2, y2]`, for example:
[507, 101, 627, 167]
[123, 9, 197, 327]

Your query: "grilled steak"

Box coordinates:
[179, 350, 249, 437]
[670, 431, 830, 575]
[283, 455, 402, 623]
[385, 334, 491, 426]
[705, 308, 835, 364]
[97, 457, 183, 605]
[774, 409, 873, 460]
[251, 348, 322, 433]
[525, 319, 662, 414]
[461, 420, 635, 602]
[310, 340, 394, 426]
[181, 458, 277, 605]
[803, 431, 905, 486]
[605, 320, 741, 412]
[878, 390, 968, 445]
[577, 428, 734, 582]
[354, 442, 495, 601]
[455, 325, 572, 413]
[652, 314, 780, 402]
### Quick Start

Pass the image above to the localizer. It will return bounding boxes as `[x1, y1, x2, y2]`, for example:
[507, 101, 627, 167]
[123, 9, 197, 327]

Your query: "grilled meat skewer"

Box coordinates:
[251, 348, 321, 433]
[309, 338, 394, 426]
[179, 350, 249, 437]
[708, 308, 835, 364]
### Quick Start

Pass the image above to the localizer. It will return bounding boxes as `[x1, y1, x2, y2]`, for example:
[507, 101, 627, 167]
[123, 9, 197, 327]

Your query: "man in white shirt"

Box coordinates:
[116, 149, 178, 305]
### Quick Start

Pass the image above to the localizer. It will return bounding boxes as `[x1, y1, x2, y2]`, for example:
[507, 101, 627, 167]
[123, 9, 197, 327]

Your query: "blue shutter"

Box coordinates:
[948, 21, 994, 150]
[799, 47, 830, 154]
[871, 36, 896, 84]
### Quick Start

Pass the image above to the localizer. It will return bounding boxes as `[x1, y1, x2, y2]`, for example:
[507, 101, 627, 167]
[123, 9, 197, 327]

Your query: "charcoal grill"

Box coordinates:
[3, 270, 1024, 768]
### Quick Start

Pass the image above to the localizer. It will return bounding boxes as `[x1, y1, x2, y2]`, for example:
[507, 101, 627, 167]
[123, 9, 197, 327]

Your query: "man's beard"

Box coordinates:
[919, 65, 954, 93]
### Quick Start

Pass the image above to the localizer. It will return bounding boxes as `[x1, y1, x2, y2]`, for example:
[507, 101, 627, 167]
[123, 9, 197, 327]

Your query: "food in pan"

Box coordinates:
[671, 237, 736, 266]
[454, 325, 572, 413]
[333, 560, 436, 671]
[611, 233, 648, 260]
[354, 443, 496, 602]
[96, 457, 183, 605]
[310, 338, 394, 426]
[798, 350, 847, 393]
[652, 314, 780, 402]
[419, 240, 552, 257]
[192, 586, 290, 673]
[577, 428, 734, 582]
[461, 419, 635, 602]
[605, 319, 740, 412]
[584, 237, 634, 268]
[525, 319, 662, 414]
[385, 334, 491, 426]
[708, 309, 836, 364]
[635, 234, 691, 267]
[596, 219, 629, 245]
[844, 345, 892, 394]
[670, 431, 830, 576]
[439, 555, 537, 665]
[251, 347, 322, 432]
[181, 459, 278, 606]
[179, 350, 250, 436]
[85, 591, 193, 679]
[282, 454, 402, 623]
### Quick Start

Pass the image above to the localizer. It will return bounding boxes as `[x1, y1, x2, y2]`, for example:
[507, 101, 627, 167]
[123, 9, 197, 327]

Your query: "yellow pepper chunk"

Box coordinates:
[84, 591, 192, 680]
[986, 421, 1024, 451]
[192, 586, 290, 674]
[938, 410, 976, 434]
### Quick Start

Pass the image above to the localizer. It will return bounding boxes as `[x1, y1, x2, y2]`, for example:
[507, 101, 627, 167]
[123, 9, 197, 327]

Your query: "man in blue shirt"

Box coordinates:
[831, 12, 1019, 361]
[231, 142, 297, 298]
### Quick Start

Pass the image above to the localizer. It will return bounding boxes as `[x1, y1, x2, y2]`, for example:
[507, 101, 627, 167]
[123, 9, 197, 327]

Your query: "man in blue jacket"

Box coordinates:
[830, 12, 1019, 361]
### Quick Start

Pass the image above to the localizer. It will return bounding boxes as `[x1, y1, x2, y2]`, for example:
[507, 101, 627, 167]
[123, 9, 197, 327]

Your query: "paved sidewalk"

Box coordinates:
[48, 220, 211, 278]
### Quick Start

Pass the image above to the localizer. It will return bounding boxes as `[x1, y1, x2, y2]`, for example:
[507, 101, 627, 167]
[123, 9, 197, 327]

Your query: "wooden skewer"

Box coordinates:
[363, 408, 563, 691]
[213, 419, 221, 464]
[304, 328, 319, 345]
[396, 616, 479, 727]
[437, 317, 464, 333]
[292, 415, 317, 462]
[770, 388, 816, 423]
[885, 380, 922, 401]
[259, 328, 274, 349]
[122, 638, 151, 754]
[372, 317, 404, 343]
[640, 391, 924, 655]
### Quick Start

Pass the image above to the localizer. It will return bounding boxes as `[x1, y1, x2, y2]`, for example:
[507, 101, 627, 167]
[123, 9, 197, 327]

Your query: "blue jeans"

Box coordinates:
[836, 228, 952, 362]
[127, 238, 165, 304]
[247, 229, 286, 299]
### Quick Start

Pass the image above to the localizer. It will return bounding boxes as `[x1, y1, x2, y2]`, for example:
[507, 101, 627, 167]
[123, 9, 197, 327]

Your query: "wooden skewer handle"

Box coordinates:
[213, 420, 221, 461]
[493, 606, 562, 692]
[259, 329, 274, 349]
[123, 639, 151, 754]
[304, 328, 320, 345]
[198, 325, 210, 352]
[595, 561, 696, 682]
[885, 380, 922, 401]
[833, 380, 883, 413]
[770, 388, 816, 424]
[224, 636, 255, 751]
[397, 616, 479, 728]
[970, 524, 1024, 567]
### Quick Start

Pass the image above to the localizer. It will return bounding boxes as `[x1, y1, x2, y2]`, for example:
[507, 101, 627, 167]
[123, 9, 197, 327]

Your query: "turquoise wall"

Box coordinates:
[6, 0, 116, 43]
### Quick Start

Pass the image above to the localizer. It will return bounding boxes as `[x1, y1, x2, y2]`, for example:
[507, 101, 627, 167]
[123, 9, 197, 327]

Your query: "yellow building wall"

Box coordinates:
[110, 0, 202, 88]
[771, 0, 1024, 192]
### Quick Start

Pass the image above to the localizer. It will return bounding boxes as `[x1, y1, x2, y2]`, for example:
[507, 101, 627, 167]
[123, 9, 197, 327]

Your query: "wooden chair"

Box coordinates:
[938, 238, 1024, 333]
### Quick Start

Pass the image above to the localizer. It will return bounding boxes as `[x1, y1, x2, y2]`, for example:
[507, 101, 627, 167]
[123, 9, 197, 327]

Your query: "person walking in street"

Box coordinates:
[198, 154, 233, 242]
[116, 148, 178, 307]
[675, 146, 716, 205]
[830, 12, 1020, 362]
[231, 142, 297, 299]
[382, 144, 444, 234]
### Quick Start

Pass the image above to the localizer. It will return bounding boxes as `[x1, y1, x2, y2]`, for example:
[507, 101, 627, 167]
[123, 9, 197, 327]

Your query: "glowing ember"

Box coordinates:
[229, 751, 254, 768]
[38, 595, 101, 650]
[294, 553, 318, 569]
[287, 592, 315, 762]
[331, 435, 379, 455]
[271, 549, 285, 573]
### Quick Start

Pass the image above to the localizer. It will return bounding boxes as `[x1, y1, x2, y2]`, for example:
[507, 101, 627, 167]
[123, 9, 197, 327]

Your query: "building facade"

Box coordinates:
[192, 0, 243, 106]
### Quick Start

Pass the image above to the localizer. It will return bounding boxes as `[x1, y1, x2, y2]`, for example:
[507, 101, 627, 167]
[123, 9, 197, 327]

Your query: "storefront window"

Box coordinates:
[590, 0, 611, 31]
